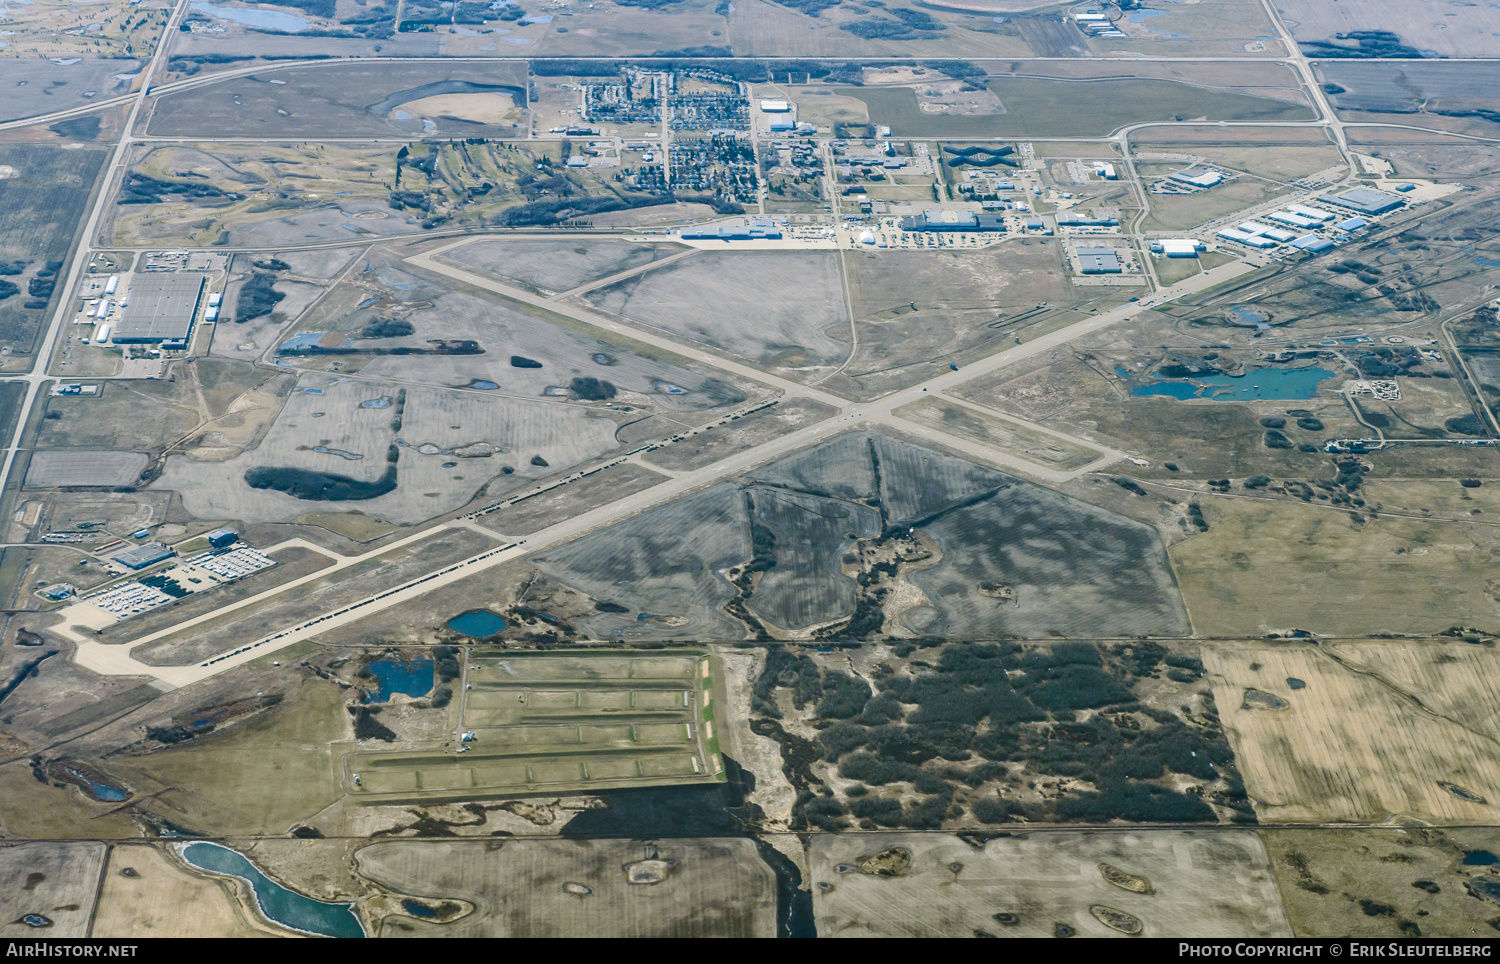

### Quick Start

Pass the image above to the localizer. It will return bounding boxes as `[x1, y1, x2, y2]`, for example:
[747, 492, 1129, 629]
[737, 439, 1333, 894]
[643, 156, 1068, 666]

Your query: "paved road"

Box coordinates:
[60, 248, 1259, 687]
[0, 0, 191, 514]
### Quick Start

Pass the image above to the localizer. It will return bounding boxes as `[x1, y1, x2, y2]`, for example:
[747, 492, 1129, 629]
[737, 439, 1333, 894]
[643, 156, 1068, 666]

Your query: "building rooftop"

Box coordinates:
[113, 542, 174, 570]
[1076, 245, 1122, 273]
[114, 274, 205, 344]
[1325, 187, 1405, 215]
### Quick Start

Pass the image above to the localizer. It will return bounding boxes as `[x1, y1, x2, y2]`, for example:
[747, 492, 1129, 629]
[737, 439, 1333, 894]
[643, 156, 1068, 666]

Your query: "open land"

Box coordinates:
[0, 841, 107, 938]
[811, 831, 1291, 938]
[356, 837, 776, 937]
[1276, 0, 1500, 59]
[4, 0, 1500, 940]
[0, 145, 108, 367]
[1204, 641, 1500, 825]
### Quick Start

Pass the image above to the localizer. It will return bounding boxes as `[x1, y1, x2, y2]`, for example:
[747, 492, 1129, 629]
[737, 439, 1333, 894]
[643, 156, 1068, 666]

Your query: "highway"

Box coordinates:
[0, 0, 192, 529]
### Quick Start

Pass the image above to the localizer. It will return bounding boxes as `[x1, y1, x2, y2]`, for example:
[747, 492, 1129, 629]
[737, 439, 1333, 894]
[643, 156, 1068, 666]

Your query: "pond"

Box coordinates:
[447, 609, 508, 640]
[363, 658, 434, 703]
[1131, 367, 1337, 401]
[189, 1, 309, 32]
[180, 842, 364, 938]
[64, 766, 127, 802]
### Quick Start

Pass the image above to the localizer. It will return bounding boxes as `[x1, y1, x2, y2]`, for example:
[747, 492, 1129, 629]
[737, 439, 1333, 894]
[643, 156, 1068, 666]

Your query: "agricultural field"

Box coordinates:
[0, 144, 109, 369]
[0, 61, 144, 124]
[1203, 641, 1500, 826]
[1263, 828, 1500, 939]
[811, 831, 1291, 938]
[345, 651, 721, 801]
[165, 0, 439, 69]
[92, 843, 276, 939]
[1320, 61, 1500, 138]
[1275, 0, 1500, 59]
[0, 841, 107, 938]
[534, 483, 752, 640]
[726, 0, 1033, 59]
[1171, 493, 1500, 638]
[354, 837, 776, 937]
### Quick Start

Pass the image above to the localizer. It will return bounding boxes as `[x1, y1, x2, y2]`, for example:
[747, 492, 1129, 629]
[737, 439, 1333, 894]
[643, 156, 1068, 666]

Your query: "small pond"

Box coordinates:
[447, 609, 508, 640]
[189, 1, 309, 31]
[1131, 367, 1337, 401]
[65, 766, 126, 801]
[180, 842, 364, 938]
[363, 658, 434, 703]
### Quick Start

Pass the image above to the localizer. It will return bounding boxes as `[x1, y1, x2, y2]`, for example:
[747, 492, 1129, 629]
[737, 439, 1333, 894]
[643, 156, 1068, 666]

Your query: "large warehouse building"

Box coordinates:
[113, 274, 207, 349]
[898, 210, 1006, 233]
[1325, 187, 1405, 216]
[681, 217, 783, 240]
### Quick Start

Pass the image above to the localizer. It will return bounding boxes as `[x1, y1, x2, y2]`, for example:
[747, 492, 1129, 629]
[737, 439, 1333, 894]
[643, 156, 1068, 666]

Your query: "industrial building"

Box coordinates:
[898, 210, 1006, 233]
[1169, 169, 1224, 189]
[1238, 222, 1295, 242]
[1325, 187, 1405, 216]
[113, 273, 206, 349]
[1075, 245, 1123, 274]
[1267, 211, 1320, 229]
[759, 99, 791, 113]
[113, 542, 174, 571]
[681, 217, 784, 240]
[1216, 228, 1277, 249]
[1151, 239, 1203, 258]
[1290, 234, 1336, 253]
[1287, 203, 1335, 222]
[1057, 211, 1118, 228]
[1335, 217, 1368, 233]
[207, 528, 239, 549]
